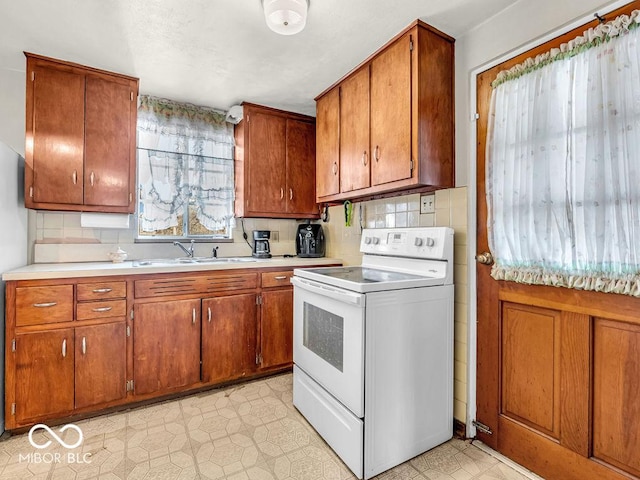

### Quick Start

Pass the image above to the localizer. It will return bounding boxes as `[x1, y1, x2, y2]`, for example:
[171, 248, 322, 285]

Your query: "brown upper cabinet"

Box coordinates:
[24, 53, 139, 213]
[234, 103, 318, 218]
[315, 20, 455, 203]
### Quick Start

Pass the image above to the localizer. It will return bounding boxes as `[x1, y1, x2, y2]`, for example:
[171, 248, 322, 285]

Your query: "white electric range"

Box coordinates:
[291, 227, 455, 479]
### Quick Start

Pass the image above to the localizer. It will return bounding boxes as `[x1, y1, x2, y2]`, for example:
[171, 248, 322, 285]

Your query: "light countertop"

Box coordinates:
[2, 257, 342, 281]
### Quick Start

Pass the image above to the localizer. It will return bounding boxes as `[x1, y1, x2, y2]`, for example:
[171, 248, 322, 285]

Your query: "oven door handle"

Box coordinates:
[291, 277, 364, 307]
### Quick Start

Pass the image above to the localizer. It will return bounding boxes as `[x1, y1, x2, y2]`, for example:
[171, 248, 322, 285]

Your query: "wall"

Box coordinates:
[323, 188, 469, 422]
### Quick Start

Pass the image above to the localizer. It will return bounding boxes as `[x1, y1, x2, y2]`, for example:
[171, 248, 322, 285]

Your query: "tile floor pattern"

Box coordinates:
[0, 373, 533, 480]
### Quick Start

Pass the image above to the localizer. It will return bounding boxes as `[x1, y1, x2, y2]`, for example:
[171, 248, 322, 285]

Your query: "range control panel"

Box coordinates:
[360, 227, 454, 260]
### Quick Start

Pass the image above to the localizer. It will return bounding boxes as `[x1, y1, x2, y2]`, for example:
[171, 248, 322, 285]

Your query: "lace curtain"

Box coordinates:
[137, 96, 235, 234]
[486, 10, 640, 296]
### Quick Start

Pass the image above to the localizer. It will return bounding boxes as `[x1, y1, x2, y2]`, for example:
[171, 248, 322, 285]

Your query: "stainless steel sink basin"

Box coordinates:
[133, 257, 257, 267]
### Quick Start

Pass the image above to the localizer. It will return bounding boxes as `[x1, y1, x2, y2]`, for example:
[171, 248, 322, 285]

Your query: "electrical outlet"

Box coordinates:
[420, 194, 435, 214]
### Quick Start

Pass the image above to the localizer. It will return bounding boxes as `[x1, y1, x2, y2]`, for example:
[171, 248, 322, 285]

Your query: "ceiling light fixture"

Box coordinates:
[262, 0, 309, 36]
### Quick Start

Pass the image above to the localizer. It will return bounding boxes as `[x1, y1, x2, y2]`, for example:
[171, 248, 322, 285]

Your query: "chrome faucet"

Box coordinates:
[173, 239, 195, 257]
[212, 246, 219, 258]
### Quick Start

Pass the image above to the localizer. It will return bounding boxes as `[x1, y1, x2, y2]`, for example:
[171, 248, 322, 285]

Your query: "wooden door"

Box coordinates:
[315, 88, 340, 198]
[202, 294, 257, 384]
[286, 119, 317, 215]
[370, 33, 412, 186]
[260, 289, 293, 369]
[15, 329, 74, 423]
[133, 299, 201, 395]
[246, 110, 287, 214]
[84, 75, 133, 209]
[75, 322, 127, 408]
[29, 62, 84, 205]
[476, 3, 640, 479]
[340, 66, 370, 192]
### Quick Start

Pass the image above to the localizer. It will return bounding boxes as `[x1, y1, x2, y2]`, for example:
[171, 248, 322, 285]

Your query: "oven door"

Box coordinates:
[291, 276, 365, 417]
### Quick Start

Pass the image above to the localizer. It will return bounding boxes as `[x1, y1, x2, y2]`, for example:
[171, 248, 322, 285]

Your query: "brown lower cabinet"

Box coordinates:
[5, 265, 338, 430]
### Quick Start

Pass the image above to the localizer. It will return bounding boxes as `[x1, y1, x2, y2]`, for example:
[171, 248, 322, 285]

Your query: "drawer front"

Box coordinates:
[77, 281, 126, 301]
[77, 300, 127, 320]
[262, 270, 293, 288]
[135, 273, 258, 298]
[16, 285, 74, 326]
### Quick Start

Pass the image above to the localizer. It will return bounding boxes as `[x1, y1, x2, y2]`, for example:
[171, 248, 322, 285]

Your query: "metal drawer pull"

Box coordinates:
[374, 145, 380, 162]
[280, 188, 284, 200]
[62, 339, 67, 358]
[90, 171, 95, 187]
[192, 308, 196, 324]
[33, 302, 57, 308]
[362, 151, 367, 166]
[289, 188, 293, 200]
[274, 276, 288, 280]
[92, 306, 112, 313]
[92, 288, 112, 293]
[207, 307, 212, 323]
[332, 162, 338, 175]
[82, 337, 86, 355]
[72, 170, 77, 185]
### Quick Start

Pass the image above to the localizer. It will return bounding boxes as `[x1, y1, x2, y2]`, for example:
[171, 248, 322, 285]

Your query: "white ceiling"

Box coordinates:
[1, 0, 518, 117]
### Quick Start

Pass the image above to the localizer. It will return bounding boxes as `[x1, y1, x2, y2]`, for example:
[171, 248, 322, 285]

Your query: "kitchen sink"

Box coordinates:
[133, 257, 257, 267]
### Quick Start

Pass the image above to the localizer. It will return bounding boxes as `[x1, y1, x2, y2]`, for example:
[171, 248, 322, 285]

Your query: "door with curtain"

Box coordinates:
[476, 2, 640, 479]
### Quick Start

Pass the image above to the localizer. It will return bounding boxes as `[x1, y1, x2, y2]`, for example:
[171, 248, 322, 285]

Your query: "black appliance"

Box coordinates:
[252, 230, 272, 258]
[296, 223, 325, 258]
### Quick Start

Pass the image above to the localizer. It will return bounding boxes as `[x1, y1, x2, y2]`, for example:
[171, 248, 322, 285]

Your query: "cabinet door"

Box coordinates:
[15, 329, 75, 423]
[315, 89, 340, 198]
[84, 75, 134, 209]
[246, 111, 287, 214]
[133, 299, 201, 395]
[286, 119, 317, 215]
[260, 289, 293, 369]
[30, 63, 85, 205]
[340, 66, 371, 192]
[202, 294, 257, 384]
[75, 322, 127, 409]
[370, 33, 412, 186]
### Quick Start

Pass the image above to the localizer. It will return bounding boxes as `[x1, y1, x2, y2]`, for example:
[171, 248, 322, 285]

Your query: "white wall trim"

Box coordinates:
[464, 0, 630, 438]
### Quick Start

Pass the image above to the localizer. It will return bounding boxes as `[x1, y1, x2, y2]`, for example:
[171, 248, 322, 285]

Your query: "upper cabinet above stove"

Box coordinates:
[24, 53, 139, 213]
[315, 20, 455, 203]
[234, 103, 318, 219]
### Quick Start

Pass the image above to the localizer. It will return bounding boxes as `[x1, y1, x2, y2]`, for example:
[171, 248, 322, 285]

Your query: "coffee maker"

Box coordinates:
[296, 223, 325, 258]
[252, 230, 272, 259]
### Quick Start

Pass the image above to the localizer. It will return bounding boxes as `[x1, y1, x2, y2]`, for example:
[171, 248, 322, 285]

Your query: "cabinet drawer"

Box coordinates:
[77, 300, 127, 320]
[16, 285, 74, 326]
[135, 273, 258, 298]
[262, 271, 293, 288]
[77, 281, 126, 301]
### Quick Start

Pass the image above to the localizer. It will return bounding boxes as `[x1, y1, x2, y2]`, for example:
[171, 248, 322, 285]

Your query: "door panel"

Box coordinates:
[202, 294, 257, 384]
[286, 119, 316, 215]
[31, 65, 84, 205]
[261, 289, 293, 369]
[84, 75, 132, 207]
[315, 89, 340, 198]
[340, 66, 370, 192]
[475, 3, 640, 479]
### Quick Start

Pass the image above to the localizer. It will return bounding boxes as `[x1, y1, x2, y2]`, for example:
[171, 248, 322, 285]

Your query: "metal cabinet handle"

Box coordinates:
[289, 188, 293, 200]
[274, 276, 288, 280]
[90, 171, 95, 187]
[92, 288, 112, 293]
[82, 337, 86, 355]
[192, 308, 196, 324]
[92, 306, 112, 313]
[362, 151, 367, 166]
[280, 188, 284, 200]
[62, 339, 67, 358]
[33, 302, 57, 308]
[374, 145, 380, 162]
[207, 307, 212, 323]
[332, 162, 338, 175]
[72, 170, 78, 185]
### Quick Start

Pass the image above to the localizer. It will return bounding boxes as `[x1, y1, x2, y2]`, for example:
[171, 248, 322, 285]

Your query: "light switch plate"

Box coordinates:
[420, 194, 435, 214]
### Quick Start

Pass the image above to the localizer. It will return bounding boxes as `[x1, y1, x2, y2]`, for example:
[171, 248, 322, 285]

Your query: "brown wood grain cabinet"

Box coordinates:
[234, 103, 318, 218]
[315, 20, 455, 202]
[258, 271, 294, 370]
[24, 53, 138, 213]
[315, 89, 340, 198]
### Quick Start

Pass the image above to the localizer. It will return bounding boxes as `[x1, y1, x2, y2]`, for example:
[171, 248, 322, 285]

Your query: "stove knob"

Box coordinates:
[414, 238, 423, 247]
[372, 237, 380, 245]
[426, 237, 436, 247]
[364, 237, 372, 245]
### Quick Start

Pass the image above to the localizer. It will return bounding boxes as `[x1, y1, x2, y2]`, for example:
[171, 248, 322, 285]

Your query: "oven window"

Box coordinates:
[302, 302, 344, 372]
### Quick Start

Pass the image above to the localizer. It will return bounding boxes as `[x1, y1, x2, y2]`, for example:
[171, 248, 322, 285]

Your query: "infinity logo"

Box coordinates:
[28, 424, 84, 450]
